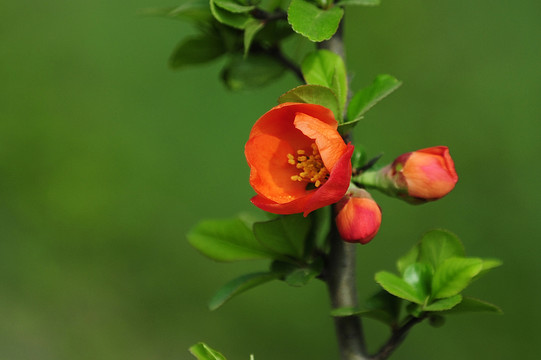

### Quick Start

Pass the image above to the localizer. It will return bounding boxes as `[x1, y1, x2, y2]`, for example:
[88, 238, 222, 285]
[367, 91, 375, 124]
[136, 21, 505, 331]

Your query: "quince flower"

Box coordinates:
[245, 103, 354, 216]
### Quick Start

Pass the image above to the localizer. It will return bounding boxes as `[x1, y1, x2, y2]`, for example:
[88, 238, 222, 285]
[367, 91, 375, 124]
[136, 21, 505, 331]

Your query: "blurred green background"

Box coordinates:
[1, 0, 539, 359]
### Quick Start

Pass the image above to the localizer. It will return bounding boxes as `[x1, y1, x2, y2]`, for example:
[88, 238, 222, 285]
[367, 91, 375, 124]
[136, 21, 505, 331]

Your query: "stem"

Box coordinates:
[320, 18, 369, 360]
[269, 46, 304, 82]
[250, 9, 287, 21]
[371, 316, 426, 360]
[324, 229, 368, 360]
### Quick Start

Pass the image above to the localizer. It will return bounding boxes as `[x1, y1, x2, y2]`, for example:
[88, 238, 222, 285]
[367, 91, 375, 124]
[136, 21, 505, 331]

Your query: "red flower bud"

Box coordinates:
[389, 146, 458, 202]
[335, 188, 382, 244]
[245, 103, 354, 216]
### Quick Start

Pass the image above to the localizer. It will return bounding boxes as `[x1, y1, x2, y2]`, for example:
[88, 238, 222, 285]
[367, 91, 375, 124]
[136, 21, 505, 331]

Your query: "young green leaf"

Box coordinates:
[431, 257, 483, 299]
[244, 19, 265, 56]
[441, 296, 503, 314]
[253, 214, 311, 259]
[278, 85, 341, 122]
[169, 34, 226, 69]
[477, 258, 503, 277]
[287, 0, 344, 42]
[403, 263, 433, 300]
[189, 342, 227, 360]
[309, 206, 331, 253]
[221, 55, 285, 90]
[336, 0, 380, 6]
[396, 243, 420, 275]
[210, 0, 252, 29]
[375, 271, 426, 304]
[361, 290, 402, 325]
[418, 229, 465, 270]
[187, 218, 276, 262]
[213, 0, 255, 13]
[284, 267, 320, 287]
[423, 294, 462, 312]
[301, 50, 348, 114]
[337, 118, 361, 135]
[347, 74, 401, 122]
[208, 272, 280, 310]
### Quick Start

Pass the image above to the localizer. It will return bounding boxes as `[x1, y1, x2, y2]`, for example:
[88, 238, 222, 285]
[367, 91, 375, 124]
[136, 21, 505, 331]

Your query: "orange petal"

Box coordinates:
[293, 112, 347, 171]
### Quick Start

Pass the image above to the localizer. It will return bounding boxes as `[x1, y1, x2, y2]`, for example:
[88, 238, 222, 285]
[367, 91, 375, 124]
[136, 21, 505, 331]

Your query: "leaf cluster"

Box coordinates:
[147, 0, 382, 90]
[337, 230, 503, 330]
[288, 51, 401, 134]
[187, 208, 332, 310]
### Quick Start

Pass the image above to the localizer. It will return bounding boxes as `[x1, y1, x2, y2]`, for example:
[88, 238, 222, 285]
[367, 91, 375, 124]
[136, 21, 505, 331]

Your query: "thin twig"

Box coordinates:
[250, 9, 287, 21]
[269, 46, 304, 82]
[370, 315, 426, 360]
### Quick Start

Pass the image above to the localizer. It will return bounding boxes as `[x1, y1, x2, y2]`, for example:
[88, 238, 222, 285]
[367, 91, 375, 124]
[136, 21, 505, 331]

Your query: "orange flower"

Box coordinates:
[245, 102, 354, 216]
[335, 188, 382, 244]
[389, 146, 458, 201]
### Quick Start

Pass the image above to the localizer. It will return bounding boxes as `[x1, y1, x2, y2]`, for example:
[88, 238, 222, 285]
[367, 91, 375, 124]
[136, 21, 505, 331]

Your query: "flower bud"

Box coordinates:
[335, 188, 382, 244]
[387, 146, 458, 202]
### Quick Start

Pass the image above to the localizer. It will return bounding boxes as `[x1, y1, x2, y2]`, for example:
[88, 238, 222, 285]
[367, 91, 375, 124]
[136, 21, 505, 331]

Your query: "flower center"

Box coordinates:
[287, 143, 329, 188]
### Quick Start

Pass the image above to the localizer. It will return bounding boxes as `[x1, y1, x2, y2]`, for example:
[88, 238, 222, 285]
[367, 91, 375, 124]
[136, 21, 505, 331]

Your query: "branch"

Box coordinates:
[250, 9, 287, 21]
[319, 18, 369, 360]
[370, 315, 426, 360]
[324, 227, 369, 360]
[269, 46, 304, 82]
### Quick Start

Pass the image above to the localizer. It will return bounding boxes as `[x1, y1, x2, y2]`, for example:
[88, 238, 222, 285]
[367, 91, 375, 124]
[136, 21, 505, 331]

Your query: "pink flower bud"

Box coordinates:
[389, 146, 458, 202]
[335, 188, 382, 244]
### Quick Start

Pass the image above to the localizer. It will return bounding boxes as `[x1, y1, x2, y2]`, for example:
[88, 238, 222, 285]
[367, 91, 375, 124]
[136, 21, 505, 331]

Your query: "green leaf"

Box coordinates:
[336, 0, 380, 6]
[141, 0, 213, 23]
[278, 85, 341, 122]
[479, 258, 503, 275]
[431, 257, 483, 299]
[362, 290, 401, 325]
[442, 296, 503, 315]
[221, 54, 285, 90]
[309, 206, 331, 253]
[337, 118, 361, 135]
[187, 218, 276, 262]
[210, 0, 252, 29]
[214, 0, 255, 13]
[287, 0, 344, 42]
[397, 243, 420, 275]
[254, 19, 294, 44]
[403, 263, 433, 300]
[375, 271, 425, 304]
[347, 74, 401, 122]
[301, 50, 347, 114]
[189, 342, 227, 360]
[284, 266, 320, 287]
[208, 272, 280, 310]
[423, 294, 462, 312]
[244, 19, 265, 56]
[253, 214, 311, 259]
[418, 229, 465, 270]
[330, 306, 362, 317]
[169, 34, 226, 69]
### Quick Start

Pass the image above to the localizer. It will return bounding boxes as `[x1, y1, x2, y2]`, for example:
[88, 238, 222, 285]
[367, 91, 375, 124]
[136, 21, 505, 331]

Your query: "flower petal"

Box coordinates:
[250, 194, 310, 215]
[246, 135, 312, 203]
[303, 144, 354, 216]
[293, 112, 347, 171]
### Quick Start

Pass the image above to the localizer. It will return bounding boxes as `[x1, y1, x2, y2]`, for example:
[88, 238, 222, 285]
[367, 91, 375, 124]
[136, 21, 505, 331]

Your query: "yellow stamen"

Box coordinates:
[286, 143, 329, 188]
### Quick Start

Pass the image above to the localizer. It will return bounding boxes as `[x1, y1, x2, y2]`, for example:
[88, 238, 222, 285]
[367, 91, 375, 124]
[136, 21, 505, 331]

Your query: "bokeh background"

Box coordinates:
[1, 0, 540, 359]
